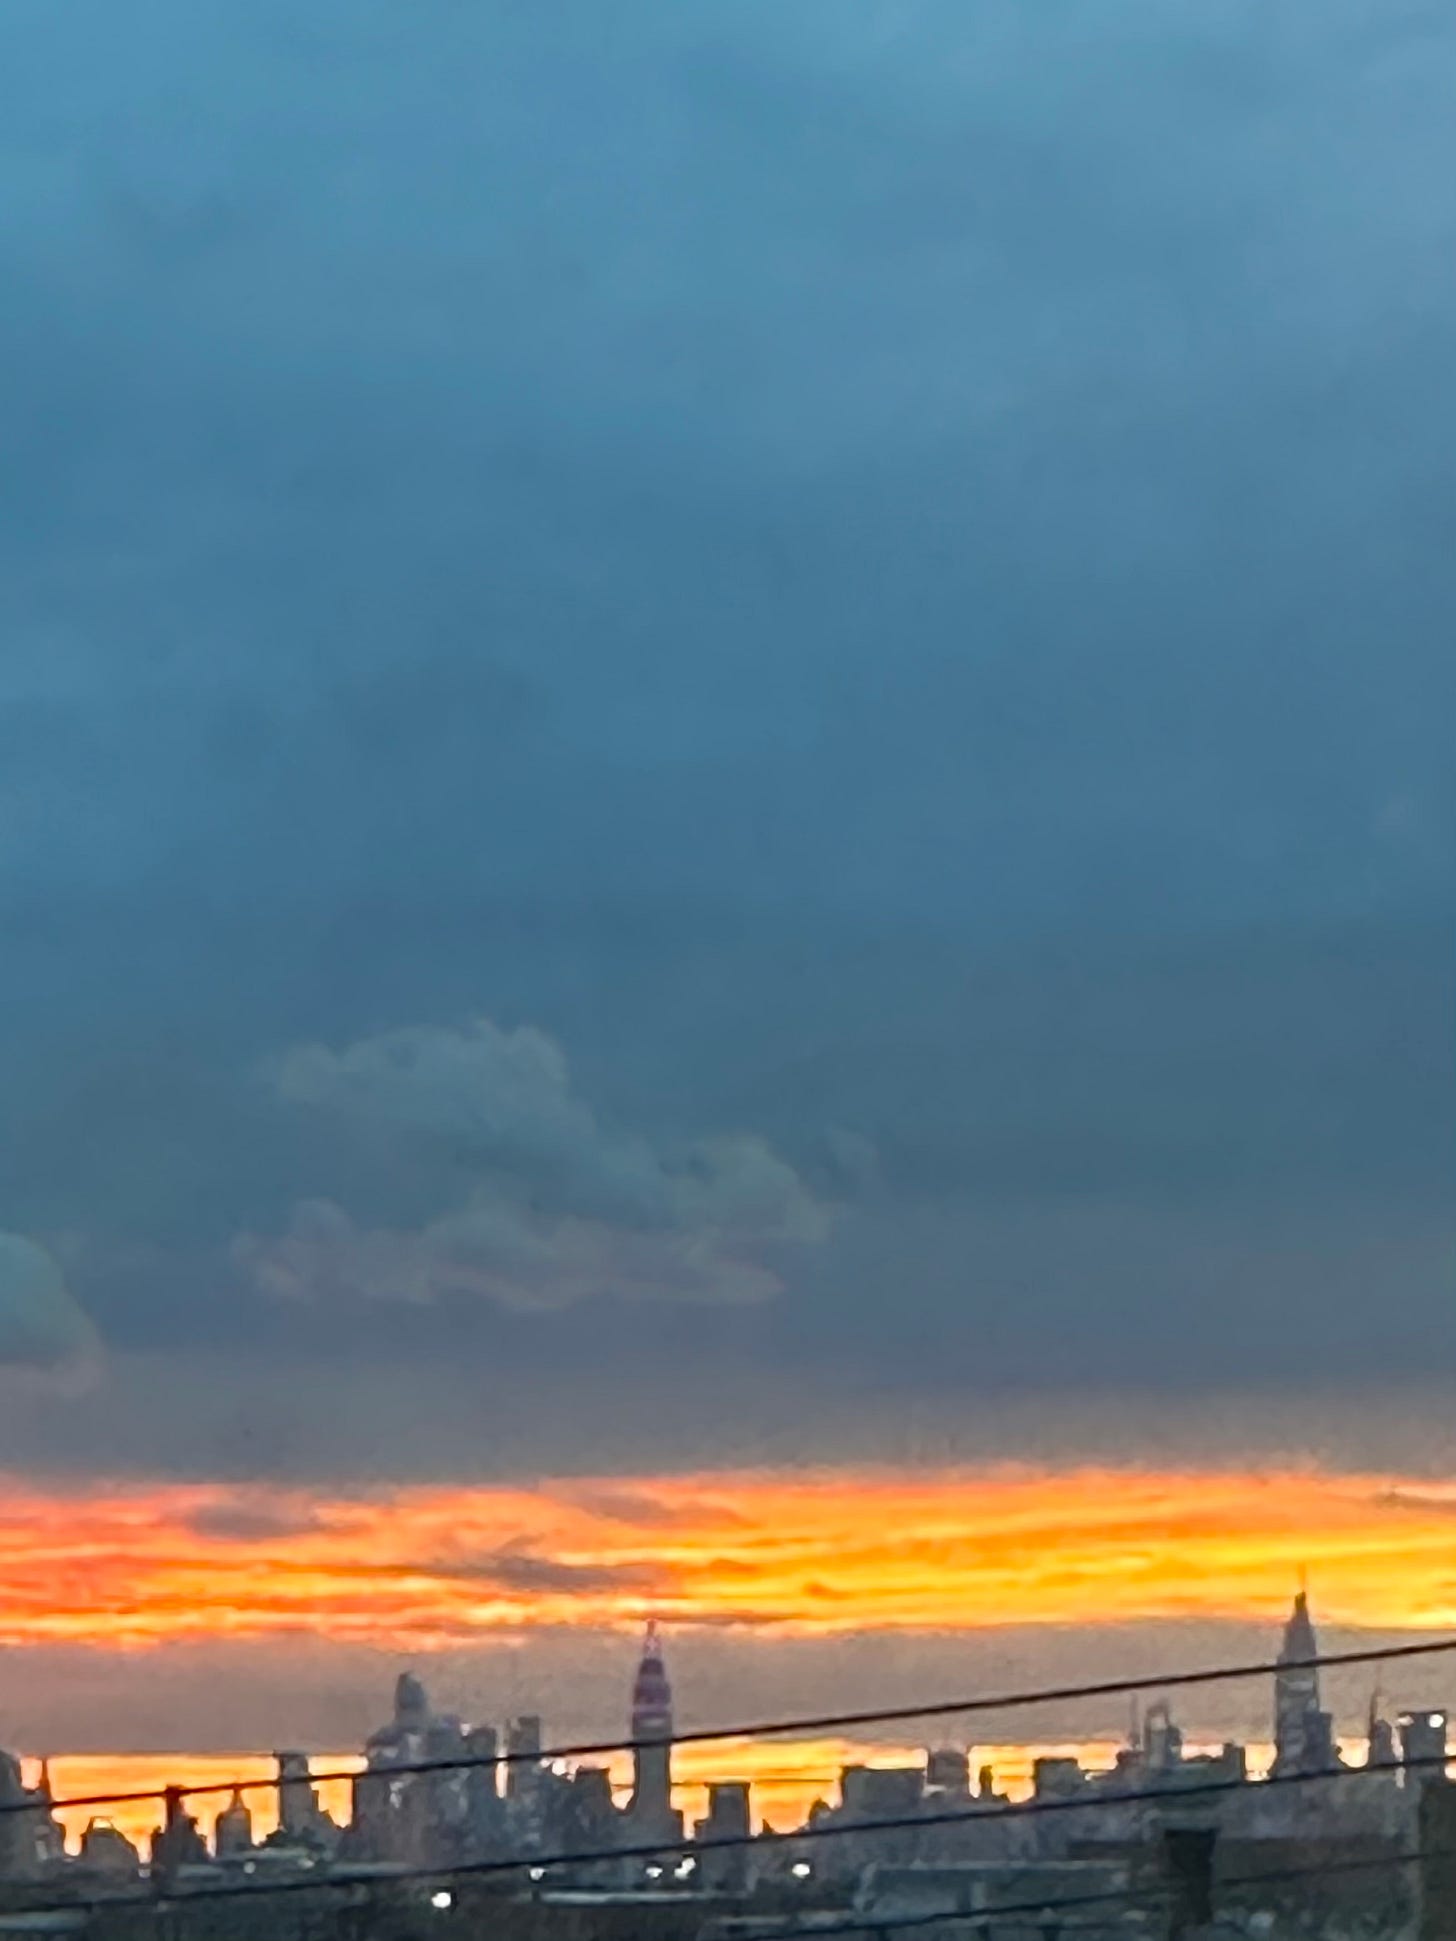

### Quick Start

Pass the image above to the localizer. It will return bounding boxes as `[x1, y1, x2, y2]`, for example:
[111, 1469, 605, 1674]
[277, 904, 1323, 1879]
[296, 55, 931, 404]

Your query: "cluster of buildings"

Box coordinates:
[341, 1622, 684, 1873]
[0, 1596, 1451, 1938]
[35, 1620, 689, 1887]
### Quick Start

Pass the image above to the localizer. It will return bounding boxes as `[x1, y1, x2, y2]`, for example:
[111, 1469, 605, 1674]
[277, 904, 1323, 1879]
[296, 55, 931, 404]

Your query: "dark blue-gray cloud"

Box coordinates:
[232, 1014, 831, 1311]
[0, 1233, 100, 1383]
[0, 0, 1450, 1480]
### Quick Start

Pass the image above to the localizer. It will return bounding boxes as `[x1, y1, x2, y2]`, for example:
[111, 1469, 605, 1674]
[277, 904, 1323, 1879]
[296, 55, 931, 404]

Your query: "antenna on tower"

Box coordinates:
[1370, 1656, 1388, 1724]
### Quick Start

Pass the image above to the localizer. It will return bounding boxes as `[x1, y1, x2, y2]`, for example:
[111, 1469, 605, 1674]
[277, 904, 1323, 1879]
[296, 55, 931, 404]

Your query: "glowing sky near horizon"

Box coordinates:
[35, 1738, 1090, 1853]
[44, 1729, 1384, 1855]
[4, 1461, 1456, 1653]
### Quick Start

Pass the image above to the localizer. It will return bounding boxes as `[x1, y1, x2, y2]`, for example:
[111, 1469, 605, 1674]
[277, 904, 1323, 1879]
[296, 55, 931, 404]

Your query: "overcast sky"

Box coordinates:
[0, 0, 1452, 1504]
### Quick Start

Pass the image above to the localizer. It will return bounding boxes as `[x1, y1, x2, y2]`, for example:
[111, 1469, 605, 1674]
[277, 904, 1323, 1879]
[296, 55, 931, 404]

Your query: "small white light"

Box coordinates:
[528, 1867, 545, 1882]
[646, 1864, 663, 1879]
[1435, 1715, 1447, 1729]
[677, 1858, 697, 1876]
[431, 1890, 453, 1911]
[792, 1862, 812, 1879]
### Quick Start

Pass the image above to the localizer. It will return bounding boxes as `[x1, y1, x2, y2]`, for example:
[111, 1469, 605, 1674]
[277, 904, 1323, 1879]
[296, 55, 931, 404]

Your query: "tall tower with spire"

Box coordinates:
[1271, 1589, 1339, 1776]
[627, 1621, 680, 1844]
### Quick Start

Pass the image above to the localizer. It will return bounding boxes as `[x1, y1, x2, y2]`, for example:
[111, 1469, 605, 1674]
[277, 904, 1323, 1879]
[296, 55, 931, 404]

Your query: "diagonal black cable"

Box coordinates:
[730, 1839, 1436, 1941]
[33, 1745, 1452, 1917]
[16, 1633, 1455, 1821]
[23, 1807, 1444, 1923]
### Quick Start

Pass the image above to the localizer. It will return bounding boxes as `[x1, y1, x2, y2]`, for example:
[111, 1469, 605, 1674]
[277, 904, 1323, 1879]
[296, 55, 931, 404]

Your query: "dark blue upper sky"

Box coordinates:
[0, 0, 1451, 1483]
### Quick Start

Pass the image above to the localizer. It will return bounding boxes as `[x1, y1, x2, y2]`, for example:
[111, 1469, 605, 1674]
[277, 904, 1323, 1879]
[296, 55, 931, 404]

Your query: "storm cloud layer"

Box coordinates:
[0, 0, 1451, 1487]
[236, 1017, 828, 1309]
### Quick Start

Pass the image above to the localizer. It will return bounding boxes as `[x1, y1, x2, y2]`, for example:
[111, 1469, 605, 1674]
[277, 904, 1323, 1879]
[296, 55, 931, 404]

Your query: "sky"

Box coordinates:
[0, 0, 1452, 1760]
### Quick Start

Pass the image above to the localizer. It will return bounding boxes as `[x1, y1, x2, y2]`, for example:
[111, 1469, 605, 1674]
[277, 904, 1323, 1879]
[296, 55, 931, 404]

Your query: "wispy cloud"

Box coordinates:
[0, 1462, 1454, 1653]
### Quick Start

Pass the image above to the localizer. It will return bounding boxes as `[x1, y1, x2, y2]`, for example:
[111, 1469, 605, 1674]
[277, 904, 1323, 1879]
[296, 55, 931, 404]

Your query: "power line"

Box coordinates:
[32, 1747, 1455, 1917]
[279, 1748, 1456, 1882]
[727, 1841, 1436, 1941]
[22, 1634, 1456, 1821]
[26, 1804, 1445, 1924]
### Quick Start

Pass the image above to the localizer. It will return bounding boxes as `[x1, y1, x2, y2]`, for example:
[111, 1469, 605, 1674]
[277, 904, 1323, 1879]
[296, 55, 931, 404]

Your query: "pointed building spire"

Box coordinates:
[631, 1619, 673, 1738]
[628, 1619, 677, 1839]
[1365, 1677, 1398, 1769]
[1272, 1582, 1338, 1777]
[1280, 1584, 1317, 1663]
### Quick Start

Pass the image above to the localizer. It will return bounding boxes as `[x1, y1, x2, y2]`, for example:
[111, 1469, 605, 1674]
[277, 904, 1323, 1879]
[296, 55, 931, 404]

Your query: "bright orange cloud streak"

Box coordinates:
[1, 1463, 1455, 1650]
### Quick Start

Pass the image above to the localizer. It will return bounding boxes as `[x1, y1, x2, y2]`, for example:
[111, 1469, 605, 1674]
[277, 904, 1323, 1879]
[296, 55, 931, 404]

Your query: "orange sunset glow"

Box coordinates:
[2, 1461, 1455, 1651]
[40, 1737, 1139, 1854]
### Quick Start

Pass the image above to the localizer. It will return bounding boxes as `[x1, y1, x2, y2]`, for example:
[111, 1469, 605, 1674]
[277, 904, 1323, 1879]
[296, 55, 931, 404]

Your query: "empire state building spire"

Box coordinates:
[627, 1620, 679, 1843]
[632, 1620, 673, 1741]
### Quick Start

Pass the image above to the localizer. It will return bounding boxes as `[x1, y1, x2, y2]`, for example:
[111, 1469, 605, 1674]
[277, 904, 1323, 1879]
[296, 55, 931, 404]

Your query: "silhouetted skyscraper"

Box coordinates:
[152, 1787, 208, 1879]
[274, 1752, 335, 1848]
[1271, 1591, 1338, 1777]
[214, 1789, 254, 1857]
[697, 1782, 752, 1890]
[1143, 1700, 1184, 1772]
[505, 1715, 543, 1805]
[925, 1749, 970, 1797]
[78, 1820, 139, 1875]
[1400, 1711, 1449, 1785]
[0, 1751, 63, 1877]
[628, 1621, 679, 1844]
[1367, 1692, 1399, 1769]
[463, 1722, 503, 1848]
[395, 1672, 430, 1732]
